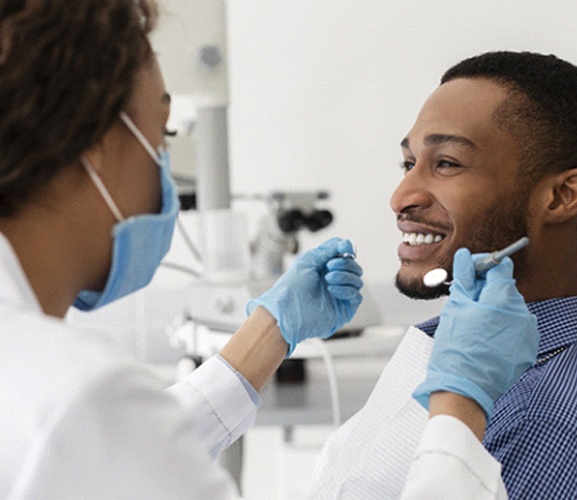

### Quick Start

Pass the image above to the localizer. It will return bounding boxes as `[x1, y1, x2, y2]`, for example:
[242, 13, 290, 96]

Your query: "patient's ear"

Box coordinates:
[541, 168, 577, 224]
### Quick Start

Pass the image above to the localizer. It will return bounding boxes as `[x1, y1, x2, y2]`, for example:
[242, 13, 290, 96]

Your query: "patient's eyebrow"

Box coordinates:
[401, 134, 477, 149]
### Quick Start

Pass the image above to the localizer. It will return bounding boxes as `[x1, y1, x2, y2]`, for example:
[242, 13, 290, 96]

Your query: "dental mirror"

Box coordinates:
[422, 236, 529, 289]
[423, 268, 450, 288]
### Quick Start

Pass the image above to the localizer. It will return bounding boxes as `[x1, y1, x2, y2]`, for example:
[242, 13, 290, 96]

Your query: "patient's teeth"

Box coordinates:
[402, 232, 445, 246]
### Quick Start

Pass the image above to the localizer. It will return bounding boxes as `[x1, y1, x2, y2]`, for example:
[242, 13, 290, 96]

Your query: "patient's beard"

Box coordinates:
[394, 196, 529, 301]
[395, 257, 452, 301]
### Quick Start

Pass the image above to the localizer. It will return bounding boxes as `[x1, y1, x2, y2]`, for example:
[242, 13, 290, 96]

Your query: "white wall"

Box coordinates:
[156, 0, 577, 285]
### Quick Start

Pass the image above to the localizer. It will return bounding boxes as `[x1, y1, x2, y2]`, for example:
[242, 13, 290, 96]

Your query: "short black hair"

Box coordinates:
[441, 51, 577, 184]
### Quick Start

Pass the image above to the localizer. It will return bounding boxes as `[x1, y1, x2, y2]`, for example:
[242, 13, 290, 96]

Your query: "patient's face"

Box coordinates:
[390, 77, 529, 299]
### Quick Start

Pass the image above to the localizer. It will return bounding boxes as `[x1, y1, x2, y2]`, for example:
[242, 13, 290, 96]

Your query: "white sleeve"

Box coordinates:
[166, 355, 259, 460]
[401, 415, 508, 500]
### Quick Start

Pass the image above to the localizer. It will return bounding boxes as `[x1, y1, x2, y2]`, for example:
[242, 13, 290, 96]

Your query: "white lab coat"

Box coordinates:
[402, 415, 507, 499]
[0, 234, 248, 499]
[0, 232, 506, 499]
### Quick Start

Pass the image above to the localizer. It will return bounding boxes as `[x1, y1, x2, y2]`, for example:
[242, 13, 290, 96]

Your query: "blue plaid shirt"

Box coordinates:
[417, 297, 577, 500]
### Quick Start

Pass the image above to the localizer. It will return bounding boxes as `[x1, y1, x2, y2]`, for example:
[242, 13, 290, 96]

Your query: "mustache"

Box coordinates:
[397, 213, 453, 233]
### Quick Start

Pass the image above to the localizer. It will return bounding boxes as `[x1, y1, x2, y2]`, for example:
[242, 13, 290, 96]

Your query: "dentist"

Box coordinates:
[0, 1, 361, 497]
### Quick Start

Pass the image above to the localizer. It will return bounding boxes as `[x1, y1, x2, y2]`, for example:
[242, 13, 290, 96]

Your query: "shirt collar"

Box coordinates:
[416, 296, 577, 358]
[527, 297, 577, 356]
[0, 232, 43, 313]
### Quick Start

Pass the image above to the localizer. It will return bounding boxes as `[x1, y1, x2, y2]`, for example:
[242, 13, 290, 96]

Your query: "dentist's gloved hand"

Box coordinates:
[413, 248, 539, 421]
[246, 237, 363, 357]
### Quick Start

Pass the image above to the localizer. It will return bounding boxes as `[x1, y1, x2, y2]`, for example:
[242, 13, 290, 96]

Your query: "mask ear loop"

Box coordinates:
[81, 156, 125, 222]
[119, 112, 162, 165]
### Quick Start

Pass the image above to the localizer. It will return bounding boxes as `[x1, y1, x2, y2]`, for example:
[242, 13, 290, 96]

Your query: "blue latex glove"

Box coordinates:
[246, 237, 363, 356]
[413, 248, 539, 420]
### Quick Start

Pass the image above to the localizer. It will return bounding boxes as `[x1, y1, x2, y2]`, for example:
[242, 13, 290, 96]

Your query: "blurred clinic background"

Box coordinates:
[67, 1, 577, 497]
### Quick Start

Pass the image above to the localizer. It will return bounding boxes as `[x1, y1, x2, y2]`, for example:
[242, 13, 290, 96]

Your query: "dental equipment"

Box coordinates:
[423, 236, 529, 288]
[250, 191, 334, 281]
[340, 248, 357, 260]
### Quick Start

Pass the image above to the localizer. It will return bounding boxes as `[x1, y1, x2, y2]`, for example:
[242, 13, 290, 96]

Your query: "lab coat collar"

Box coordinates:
[0, 232, 43, 313]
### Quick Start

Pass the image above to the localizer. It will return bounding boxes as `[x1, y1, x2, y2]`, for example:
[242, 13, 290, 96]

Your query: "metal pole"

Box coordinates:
[196, 106, 231, 211]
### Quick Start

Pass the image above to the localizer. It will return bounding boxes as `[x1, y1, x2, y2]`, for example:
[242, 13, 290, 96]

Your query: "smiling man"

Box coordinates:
[393, 56, 577, 306]
[304, 51, 577, 499]
[393, 78, 534, 302]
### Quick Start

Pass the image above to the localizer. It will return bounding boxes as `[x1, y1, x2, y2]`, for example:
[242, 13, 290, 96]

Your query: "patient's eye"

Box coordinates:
[401, 160, 415, 173]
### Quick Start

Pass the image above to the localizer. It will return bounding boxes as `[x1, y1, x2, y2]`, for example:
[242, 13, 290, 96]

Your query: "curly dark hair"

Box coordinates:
[441, 51, 577, 185]
[0, 0, 158, 216]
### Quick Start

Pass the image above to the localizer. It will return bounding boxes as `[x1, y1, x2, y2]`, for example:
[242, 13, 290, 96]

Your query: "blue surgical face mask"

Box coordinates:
[73, 112, 180, 311]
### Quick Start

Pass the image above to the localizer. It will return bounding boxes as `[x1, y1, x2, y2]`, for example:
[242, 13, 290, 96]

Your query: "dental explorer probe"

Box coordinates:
[422, 236, 529, 288]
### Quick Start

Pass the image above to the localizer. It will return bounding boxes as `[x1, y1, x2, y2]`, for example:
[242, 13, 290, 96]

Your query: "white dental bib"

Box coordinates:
[304, 326, 434, 499]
